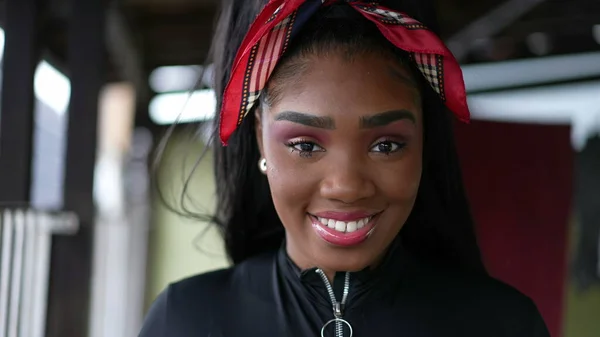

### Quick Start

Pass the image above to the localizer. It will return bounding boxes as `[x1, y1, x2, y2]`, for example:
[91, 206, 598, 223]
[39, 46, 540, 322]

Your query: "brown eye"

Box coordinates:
[370, 140, 404, 154]
[287, 140, 325, 158]
[296, 143, 316, 152]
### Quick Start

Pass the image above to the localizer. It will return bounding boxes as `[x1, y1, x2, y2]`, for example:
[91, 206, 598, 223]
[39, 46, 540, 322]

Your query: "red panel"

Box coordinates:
[455, 120, 572, 337]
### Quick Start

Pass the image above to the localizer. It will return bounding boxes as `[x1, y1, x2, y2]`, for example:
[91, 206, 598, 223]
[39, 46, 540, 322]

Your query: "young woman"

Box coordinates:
[140, 0, 550, 336]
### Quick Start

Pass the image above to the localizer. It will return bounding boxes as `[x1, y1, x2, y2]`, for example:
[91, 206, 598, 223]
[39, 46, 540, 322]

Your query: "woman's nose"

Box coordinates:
[319, 156, 376, 204]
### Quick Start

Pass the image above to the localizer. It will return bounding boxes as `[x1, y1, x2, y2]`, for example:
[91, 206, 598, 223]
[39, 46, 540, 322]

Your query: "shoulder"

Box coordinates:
[168, 250, 277, 303]
[408, 260, 533, 309]
[452, 274, 549, 336]
[138, 268, 233, 337]
[402, 257, 530, 304]
[138, 251, 277, 337]
[403, 261, 549, 336]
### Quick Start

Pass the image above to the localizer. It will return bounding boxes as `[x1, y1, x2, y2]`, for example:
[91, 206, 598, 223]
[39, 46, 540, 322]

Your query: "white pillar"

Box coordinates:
[89, 82, 150, 337]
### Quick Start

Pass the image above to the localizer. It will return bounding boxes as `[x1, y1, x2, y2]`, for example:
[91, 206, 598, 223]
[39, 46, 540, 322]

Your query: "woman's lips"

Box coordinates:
[309, 212, 380, 247]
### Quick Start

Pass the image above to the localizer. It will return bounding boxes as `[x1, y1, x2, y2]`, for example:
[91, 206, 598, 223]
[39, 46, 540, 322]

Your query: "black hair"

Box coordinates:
[198, 0, 487, 274]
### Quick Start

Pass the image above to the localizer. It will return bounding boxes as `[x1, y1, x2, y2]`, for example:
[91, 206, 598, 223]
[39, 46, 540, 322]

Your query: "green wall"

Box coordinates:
[145, 131, 229, 307]
[564, 285, 600, 337]
[563, 219, 600, 337]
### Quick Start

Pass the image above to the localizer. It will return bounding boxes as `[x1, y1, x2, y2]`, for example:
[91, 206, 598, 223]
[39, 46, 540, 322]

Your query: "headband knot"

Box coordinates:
[219, 0, 470, 145]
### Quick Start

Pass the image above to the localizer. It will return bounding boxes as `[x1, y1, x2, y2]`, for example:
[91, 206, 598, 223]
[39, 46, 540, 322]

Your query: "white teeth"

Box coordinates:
[346, 221, 358, 233]
[316, 216, 372, 233]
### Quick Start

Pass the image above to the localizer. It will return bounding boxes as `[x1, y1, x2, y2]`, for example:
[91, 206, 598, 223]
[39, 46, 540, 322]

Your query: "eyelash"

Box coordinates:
[286, 139, 324, 158]
[285, 138, 406, 158]
[370, 139, 407, 155]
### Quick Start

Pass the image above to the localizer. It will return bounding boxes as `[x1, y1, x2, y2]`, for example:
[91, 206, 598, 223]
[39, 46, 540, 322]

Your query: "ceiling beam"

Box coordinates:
[105, 1, 149, 103]
[447, 0, 547, 61]
[462, 51, 600, 93]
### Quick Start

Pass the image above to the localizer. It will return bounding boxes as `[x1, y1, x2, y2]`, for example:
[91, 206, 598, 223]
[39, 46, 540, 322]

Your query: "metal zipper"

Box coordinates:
[315, 269, 351, 337]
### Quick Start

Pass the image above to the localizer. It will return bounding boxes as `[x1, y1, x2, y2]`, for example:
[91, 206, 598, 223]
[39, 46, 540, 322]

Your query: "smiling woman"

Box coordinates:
[255, 52, 424, 276]
[139, 1, 550, 337]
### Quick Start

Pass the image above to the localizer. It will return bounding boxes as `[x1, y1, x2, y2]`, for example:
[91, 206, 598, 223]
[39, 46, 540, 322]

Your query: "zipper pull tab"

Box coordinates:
[334, 302, 343, 318]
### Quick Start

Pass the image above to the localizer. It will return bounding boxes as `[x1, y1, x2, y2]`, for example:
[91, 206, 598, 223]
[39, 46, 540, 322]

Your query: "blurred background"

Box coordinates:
[0, 0, 598, 336]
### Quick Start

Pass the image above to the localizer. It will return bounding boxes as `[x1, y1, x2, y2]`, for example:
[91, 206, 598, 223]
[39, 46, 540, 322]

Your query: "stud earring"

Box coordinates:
[258, 158, 267, 173]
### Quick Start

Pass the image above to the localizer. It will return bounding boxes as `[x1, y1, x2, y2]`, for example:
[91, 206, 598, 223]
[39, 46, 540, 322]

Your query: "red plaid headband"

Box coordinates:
[219, 0, 470, 145]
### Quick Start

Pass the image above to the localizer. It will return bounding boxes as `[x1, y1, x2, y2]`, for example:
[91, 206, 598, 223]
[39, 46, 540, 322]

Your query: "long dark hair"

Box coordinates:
[199, 0, 486, 274]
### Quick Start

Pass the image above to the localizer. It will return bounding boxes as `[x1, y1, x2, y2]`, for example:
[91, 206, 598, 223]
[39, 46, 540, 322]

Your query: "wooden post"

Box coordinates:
[0, 0, 41, 203]
[45, 0, 105, 336]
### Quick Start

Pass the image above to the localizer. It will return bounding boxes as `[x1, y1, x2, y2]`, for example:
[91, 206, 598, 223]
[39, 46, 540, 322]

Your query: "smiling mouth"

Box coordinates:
[313, 215, 373, 233]
[308, 212, 382, 247]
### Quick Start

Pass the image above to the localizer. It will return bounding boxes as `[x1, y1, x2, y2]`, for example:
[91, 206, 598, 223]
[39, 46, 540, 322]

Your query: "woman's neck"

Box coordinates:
[284, 238, 388, 283]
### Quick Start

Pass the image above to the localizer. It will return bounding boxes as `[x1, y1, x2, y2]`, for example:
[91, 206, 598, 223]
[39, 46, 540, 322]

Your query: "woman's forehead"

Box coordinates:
[265, 52, 421, 118]
[273, 50, 415, 84]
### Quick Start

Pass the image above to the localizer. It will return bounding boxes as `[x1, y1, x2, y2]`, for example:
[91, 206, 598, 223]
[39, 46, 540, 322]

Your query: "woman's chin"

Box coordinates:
[305, 214, 394, 272]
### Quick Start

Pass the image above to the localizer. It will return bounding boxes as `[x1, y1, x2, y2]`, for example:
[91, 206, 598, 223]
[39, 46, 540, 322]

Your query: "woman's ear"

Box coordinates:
[255, 108, 265, 159]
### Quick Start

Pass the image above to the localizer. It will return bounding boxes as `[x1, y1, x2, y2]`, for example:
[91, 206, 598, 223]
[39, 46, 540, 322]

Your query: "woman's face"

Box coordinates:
[256, 52, 423, 273]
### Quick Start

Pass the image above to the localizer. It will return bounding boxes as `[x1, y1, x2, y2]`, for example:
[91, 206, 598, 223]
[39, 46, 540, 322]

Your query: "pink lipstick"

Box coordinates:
[309, 211, 379, 247]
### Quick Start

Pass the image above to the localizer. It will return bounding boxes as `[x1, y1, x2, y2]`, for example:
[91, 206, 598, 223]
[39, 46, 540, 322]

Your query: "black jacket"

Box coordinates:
[139, 243, 550, 337]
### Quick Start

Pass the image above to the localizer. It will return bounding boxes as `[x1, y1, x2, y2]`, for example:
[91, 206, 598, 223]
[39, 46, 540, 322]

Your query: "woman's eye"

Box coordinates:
[371, 140, 404, 154]
[294, 142, 316, 152]
[288, 141, 324, 157]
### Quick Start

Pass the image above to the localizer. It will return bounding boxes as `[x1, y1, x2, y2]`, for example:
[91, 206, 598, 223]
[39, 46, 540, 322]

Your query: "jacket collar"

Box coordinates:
[276, 237, 412, 306]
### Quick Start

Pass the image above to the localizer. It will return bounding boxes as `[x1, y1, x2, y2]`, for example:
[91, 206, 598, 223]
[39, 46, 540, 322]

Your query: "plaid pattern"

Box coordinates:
[412, 53, 445, 100]
[238, 13, 297, 125]
[354, 4, 425, 29]
[220, 0, 470, 144]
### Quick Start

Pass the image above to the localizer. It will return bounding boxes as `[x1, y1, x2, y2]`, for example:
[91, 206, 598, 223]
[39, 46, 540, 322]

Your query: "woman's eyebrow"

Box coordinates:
[274, 111, 336, 129]
[359, 110, 416, 129]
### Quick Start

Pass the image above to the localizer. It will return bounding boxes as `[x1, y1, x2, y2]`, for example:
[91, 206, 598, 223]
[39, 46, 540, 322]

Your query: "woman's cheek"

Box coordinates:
[269, 165, 315, 197]
[266, 154, 320, 205]
[375, 153, 422, 200]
